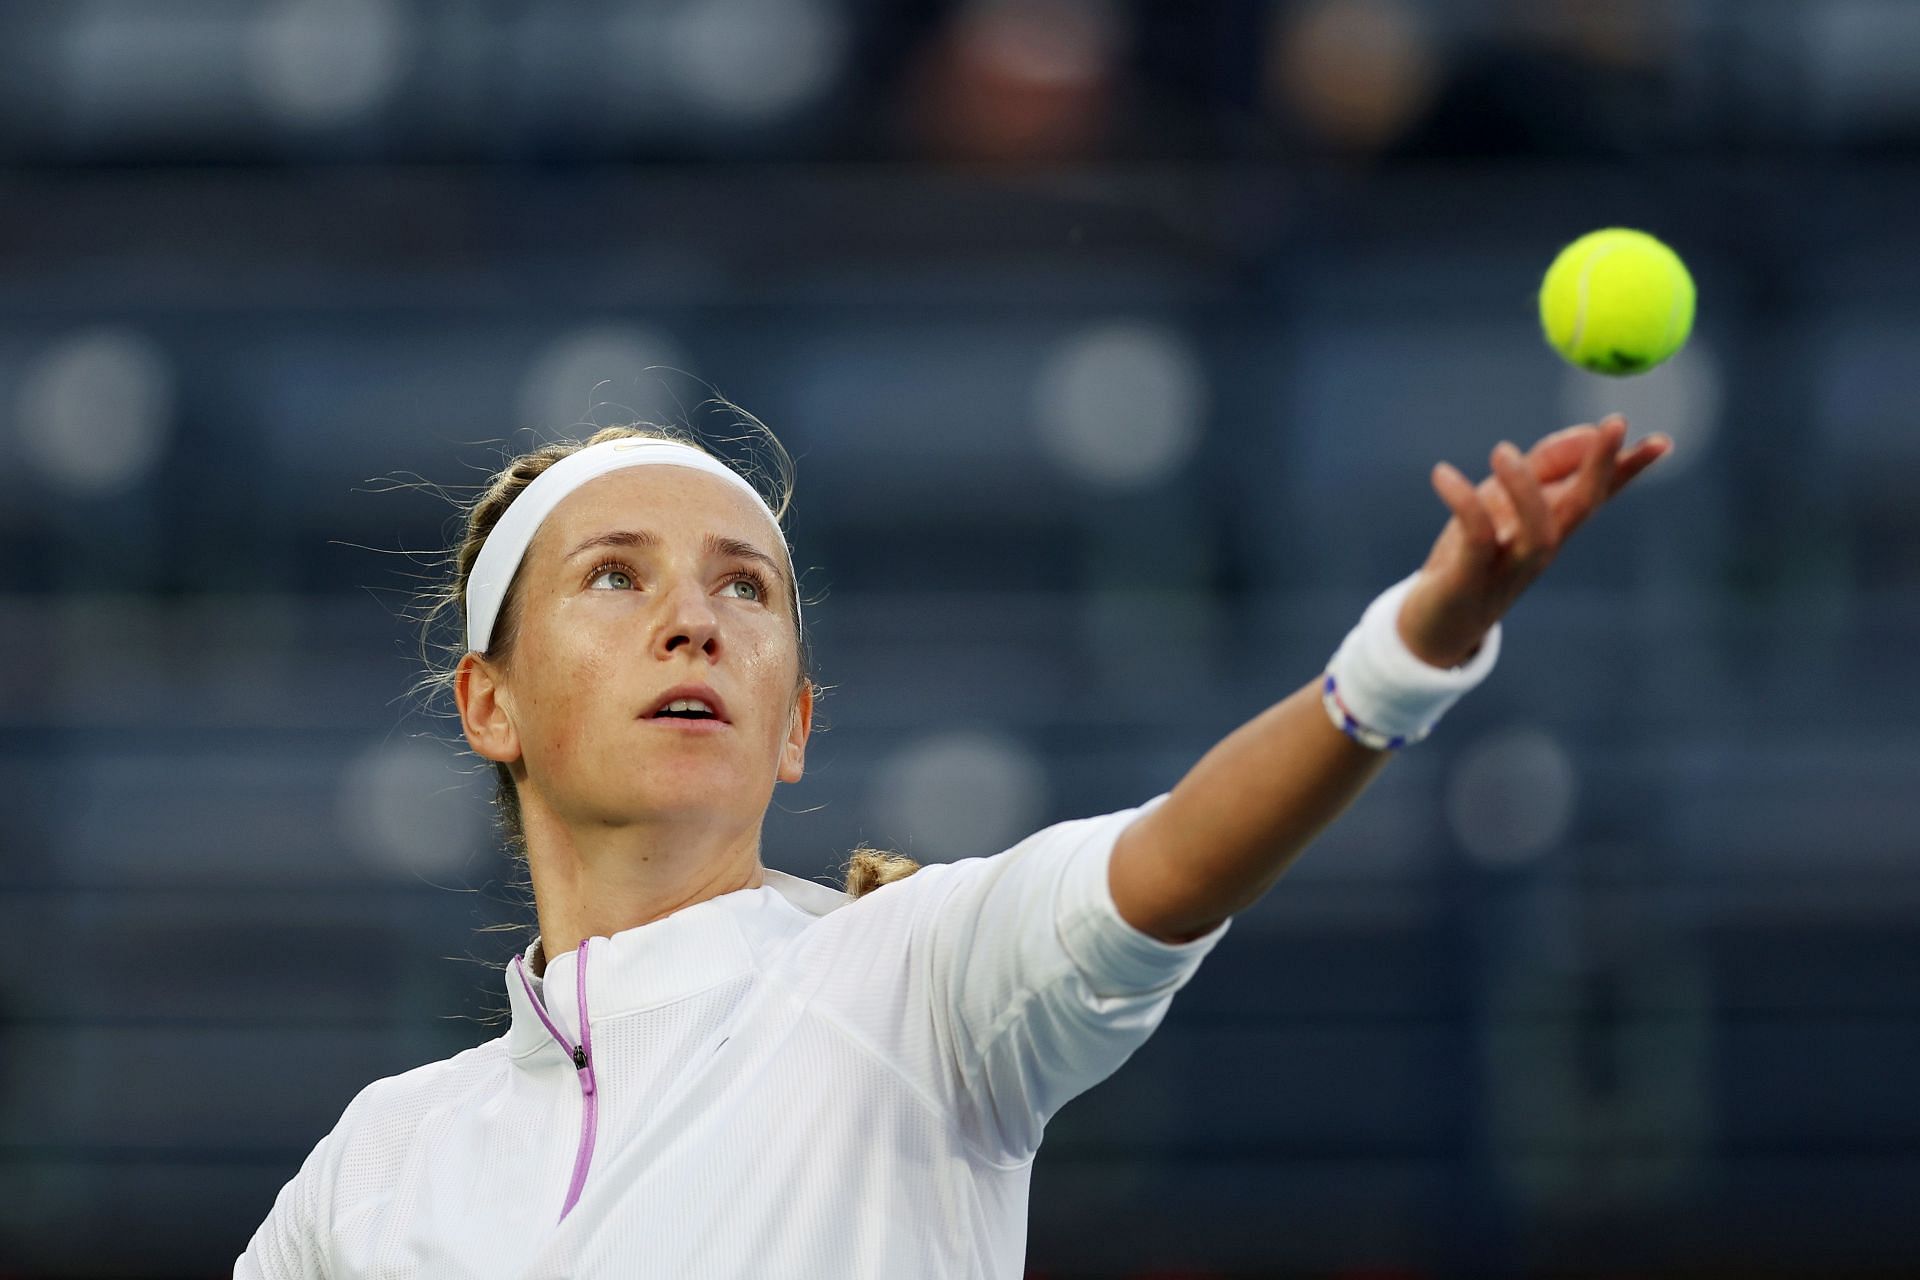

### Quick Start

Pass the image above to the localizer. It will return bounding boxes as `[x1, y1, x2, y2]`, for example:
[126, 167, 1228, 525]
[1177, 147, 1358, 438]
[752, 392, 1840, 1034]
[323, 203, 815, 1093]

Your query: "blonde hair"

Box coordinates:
[408, 408, 918, 915]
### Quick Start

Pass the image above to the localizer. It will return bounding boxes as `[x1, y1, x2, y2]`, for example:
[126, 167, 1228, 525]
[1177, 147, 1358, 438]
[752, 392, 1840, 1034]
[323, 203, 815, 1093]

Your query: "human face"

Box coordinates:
[485, 464, 810, 830]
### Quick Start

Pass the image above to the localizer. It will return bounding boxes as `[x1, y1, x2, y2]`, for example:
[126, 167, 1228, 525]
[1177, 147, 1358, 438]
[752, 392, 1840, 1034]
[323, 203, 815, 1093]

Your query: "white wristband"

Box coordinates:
[1321, 571, 1501, 750]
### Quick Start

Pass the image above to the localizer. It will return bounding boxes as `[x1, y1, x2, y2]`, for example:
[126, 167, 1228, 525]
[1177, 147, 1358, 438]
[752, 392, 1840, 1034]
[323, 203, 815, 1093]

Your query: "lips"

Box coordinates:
[641, 682, 731, 724]
[642, 715, 730, 735]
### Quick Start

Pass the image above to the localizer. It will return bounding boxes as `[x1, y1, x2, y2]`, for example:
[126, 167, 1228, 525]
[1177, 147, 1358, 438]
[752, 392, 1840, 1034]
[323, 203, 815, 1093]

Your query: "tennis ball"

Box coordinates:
[1539, 227, 1695, 376]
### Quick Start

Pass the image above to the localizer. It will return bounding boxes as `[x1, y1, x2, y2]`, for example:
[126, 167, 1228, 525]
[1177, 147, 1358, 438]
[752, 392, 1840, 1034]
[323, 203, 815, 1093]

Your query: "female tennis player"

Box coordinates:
[236, 411, 1669, 1277]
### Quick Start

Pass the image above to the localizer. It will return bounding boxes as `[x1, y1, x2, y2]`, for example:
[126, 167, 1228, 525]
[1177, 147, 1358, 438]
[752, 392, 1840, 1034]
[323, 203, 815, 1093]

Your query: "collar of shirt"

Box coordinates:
[502, 869, 852, 1064]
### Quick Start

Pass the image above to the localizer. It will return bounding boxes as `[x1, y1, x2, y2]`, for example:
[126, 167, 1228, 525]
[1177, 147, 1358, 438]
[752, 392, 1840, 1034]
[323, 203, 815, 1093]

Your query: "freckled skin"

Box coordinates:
[454, 464, 813, 958]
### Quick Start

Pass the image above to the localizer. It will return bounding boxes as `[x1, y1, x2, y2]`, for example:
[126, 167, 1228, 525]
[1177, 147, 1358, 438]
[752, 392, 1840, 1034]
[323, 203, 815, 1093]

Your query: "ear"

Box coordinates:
[777, 679, 813, 785]
[455, 651, 522, 766]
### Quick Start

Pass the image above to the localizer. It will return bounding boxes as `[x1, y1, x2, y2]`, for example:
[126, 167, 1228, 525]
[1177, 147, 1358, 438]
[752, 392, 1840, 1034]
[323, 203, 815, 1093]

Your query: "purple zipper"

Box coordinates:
[512, 938, 599, 1224]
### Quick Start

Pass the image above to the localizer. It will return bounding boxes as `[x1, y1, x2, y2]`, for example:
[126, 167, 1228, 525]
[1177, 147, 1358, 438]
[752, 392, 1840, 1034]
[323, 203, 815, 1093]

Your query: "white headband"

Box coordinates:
[466, 437, 797, 654]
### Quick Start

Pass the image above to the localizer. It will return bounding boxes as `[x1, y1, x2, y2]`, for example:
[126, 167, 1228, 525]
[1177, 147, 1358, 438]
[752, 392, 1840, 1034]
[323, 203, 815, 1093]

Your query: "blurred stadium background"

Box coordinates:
[1, 0, 1918, 1275]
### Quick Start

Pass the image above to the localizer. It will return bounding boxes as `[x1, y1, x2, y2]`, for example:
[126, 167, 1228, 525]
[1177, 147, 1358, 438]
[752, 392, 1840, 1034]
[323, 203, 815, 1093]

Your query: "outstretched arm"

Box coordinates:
[1110, 414, 1674, 943]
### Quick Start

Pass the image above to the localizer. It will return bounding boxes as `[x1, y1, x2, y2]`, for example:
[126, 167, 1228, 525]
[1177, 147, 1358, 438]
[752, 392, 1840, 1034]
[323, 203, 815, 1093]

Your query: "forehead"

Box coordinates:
[538, 463, 779, 559]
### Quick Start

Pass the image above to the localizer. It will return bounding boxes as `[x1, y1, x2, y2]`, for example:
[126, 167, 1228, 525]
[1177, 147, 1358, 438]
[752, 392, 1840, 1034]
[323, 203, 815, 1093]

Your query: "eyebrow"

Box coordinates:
[564, 528, 789, 591]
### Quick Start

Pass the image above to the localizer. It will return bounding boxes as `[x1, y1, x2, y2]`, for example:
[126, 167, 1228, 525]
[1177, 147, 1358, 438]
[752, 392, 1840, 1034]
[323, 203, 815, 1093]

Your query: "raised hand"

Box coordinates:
[1395, 413, 1674, 669]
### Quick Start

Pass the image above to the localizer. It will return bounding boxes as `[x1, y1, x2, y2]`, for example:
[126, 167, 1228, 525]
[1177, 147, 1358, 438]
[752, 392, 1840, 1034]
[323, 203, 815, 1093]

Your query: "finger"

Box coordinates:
[1433, 461, 1497, 556]
[1492, 440, 1553, 557]
[1555, 415, 1623, 538]
[1527, 423, 1600, 486]
[1480, 425, 1590, 536]
[1474, 469, 1517, 541]
[1606, 433, 1673, 498]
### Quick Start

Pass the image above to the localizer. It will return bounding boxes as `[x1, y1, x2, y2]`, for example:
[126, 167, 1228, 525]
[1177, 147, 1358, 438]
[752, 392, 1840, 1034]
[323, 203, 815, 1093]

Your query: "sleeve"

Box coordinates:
[793, 791, 1231, 1167]
[926, 790, 1231, 1163]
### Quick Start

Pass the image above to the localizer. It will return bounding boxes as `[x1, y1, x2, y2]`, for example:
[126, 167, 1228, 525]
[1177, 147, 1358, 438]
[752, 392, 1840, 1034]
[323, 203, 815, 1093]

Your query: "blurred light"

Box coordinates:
[1808, 0, 1920, 138]
[1265, 0, 1439, 152]
[665, 0, 847, 122]
[336, 739, 488, 880]
[14, 328, 174, 497]
[964, 0, 1118, 86]
[1445, 726, 1578, 867]
[248, 0, 408, 129]
[517, 325, 692, 435]
[1033, 321, 1207, 490]
[60, 3, 244, 134]
[1506, 0, 1681, 72]
[1557, 339, 1720, 485]
[602, 8, 681, 127]
[867, 730, 1048, 863]
[910, 0, 1123, 161]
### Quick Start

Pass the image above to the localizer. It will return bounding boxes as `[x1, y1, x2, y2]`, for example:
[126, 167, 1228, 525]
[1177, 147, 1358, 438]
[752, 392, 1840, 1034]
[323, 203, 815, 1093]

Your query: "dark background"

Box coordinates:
[1, 0, 1917, 1275]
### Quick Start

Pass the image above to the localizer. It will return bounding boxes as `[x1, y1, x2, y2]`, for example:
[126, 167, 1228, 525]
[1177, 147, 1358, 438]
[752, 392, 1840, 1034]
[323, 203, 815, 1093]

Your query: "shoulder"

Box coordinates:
[800, 805, 1151, 930]
[769, 798, 1172, 981]
[329, 1037, 512, 1150]
[769, 810, 1107, 966]
[236, 1037, 511, 1271]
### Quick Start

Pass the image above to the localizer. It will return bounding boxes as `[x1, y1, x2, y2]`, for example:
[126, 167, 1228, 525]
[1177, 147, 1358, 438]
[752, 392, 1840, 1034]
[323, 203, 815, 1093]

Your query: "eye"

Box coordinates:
[725, 569, 770, 603]
[586, 562, 636, 591]
[587, 559, 771, 604]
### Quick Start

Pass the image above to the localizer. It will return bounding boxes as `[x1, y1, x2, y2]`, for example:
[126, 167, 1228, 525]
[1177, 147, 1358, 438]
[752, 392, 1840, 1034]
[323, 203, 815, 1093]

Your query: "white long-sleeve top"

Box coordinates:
[235, 790, 1230, 1278]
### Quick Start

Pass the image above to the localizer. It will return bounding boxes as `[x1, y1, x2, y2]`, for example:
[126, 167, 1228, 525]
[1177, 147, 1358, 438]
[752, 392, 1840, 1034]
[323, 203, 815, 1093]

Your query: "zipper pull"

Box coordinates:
[572, 1042, 596, 1096]
[571, 938, 596, 1096]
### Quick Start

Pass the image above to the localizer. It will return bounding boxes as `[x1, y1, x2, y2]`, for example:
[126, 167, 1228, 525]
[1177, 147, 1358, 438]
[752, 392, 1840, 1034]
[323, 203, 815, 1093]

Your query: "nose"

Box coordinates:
[652, 571, 720, 659]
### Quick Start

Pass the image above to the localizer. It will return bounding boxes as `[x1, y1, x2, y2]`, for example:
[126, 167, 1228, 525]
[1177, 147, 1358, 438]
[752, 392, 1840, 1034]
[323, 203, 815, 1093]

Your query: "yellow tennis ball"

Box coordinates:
[1539, 227, 1695, 376]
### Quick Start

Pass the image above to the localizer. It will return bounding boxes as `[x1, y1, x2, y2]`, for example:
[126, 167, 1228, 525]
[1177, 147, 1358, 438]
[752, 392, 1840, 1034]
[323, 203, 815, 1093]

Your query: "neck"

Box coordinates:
[519, 794, 767, 979]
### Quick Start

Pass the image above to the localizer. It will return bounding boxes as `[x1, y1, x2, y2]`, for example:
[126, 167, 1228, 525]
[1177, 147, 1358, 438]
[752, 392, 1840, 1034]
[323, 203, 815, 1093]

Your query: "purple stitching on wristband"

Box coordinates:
[1322, 672, 1409, 751]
